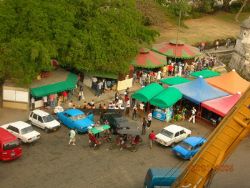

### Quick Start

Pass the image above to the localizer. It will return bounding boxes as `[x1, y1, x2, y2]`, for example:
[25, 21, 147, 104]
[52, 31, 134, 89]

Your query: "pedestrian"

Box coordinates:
[97, 81, 103, 97]
[68, 100, 73, 108]
[147, 111, 152, 128]
[188, 107, 197, 124]
[149, 130, 156, 149]
[31, 97, 35, 110]
[69, 129, 76, 145]
[62, 91, 68, 102]
[141, 117, 147, 135]
[132, 105, 137, 120]
[181, 107, 187, 120]
[78, 90, 84, 101]
[215, 40, 219, 50]
[125, 98, 130, 116]
[43, 96, 48, 107]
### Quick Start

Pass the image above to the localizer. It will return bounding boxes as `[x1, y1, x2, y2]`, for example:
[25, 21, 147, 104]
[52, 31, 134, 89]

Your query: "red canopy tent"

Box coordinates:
[152, 41, 201, 59]
[131, 48, 167, 68]
[201, 93, 241, 117]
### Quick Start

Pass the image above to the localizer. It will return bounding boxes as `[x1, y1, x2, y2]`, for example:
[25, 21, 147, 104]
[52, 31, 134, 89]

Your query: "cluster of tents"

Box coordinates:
[132, 69, 249, 119]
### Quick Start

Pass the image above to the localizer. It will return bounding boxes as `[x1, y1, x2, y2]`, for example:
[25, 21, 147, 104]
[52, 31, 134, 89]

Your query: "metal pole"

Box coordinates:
[175, 10, 182, 63]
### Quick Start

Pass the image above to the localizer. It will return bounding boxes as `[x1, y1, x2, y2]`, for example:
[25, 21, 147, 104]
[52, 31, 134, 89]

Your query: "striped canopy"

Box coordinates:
[131, 49, 167, 68]
[152, 41, 201, 59]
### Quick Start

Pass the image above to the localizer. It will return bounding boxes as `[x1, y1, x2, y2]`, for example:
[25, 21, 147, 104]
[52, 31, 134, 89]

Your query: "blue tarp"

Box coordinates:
[172, 77, 229, 104]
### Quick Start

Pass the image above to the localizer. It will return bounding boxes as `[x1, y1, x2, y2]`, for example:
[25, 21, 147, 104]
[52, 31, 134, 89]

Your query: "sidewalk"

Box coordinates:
[61, 82, 141, 108]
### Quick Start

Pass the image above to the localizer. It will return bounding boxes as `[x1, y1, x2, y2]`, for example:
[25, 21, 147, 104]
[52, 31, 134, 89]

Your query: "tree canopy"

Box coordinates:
[0, 0, 158, 86]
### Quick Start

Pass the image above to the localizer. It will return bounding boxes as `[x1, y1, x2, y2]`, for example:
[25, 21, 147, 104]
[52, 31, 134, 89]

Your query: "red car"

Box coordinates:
[0, 128, 22, 161]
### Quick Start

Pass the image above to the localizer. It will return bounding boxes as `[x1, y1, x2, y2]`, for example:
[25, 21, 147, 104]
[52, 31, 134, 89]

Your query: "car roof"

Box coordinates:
[8, 121, 31, 129]
[183, 136, 206, 147]
[0, 128, 17, 142]
[32, 109, 49, 117]
[65, 109, 84, 116]
[164, 124, 184, 133]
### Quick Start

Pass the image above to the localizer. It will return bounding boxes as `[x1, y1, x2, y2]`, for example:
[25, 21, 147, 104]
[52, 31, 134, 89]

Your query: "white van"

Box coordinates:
[29, 110, 61, 132]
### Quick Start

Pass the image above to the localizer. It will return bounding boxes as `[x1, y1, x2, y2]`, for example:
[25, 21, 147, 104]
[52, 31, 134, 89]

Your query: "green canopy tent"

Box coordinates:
[31, 73, 78, 97]
[190, 70, 220, 78]
[132, 83, 164, 103]
[149, 87, 182, 109]
[160, 76, 190, 86]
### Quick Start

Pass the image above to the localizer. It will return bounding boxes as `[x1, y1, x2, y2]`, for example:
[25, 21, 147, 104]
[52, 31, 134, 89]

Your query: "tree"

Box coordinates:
[235, 0, 250, 22]
[0, 0, 158, 86]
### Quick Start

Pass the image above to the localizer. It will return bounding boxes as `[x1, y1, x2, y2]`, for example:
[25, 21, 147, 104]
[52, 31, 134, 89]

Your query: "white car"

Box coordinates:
[155, 124, 191, 147]
[29, 109, 61, 132]
[1, 121, 40, 143]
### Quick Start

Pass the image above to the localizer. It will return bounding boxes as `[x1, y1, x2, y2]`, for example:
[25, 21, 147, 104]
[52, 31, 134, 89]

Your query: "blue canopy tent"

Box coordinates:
[172, 77, 229, 104]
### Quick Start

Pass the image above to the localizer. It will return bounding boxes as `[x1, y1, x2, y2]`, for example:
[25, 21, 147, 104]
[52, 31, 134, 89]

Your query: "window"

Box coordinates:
[3, 140, 20, 151]
[175, 132, 180, 137]
[33, 113, 38, 120]
[7, 125, 19, 133]
[38, 116, 43, 123]
[180, 130, 185, 134]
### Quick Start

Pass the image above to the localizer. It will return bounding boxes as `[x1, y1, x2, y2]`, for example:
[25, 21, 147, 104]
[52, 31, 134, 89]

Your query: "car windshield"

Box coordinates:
[179, 142, 193, 151]
[3, 140, 20, 151]
[161, 129, 173, 138]
[43, 115, 55, 123]
[70, 114, 86, 121]
[21, 126, 34, 134]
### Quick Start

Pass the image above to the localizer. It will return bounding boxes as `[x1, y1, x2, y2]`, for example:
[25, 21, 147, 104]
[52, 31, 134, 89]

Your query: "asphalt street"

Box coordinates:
[0, 108, 249, 188]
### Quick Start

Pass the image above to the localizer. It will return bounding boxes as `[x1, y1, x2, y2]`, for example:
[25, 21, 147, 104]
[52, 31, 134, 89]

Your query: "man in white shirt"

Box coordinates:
[188, 107, 197, 124]
[147, 111, 152, 128]
[69, 129, 76, 145]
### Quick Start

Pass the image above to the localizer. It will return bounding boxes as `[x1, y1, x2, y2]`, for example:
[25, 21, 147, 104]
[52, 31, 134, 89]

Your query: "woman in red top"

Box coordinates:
[149, 130, 156, 149]
[62, 91, 68, 102]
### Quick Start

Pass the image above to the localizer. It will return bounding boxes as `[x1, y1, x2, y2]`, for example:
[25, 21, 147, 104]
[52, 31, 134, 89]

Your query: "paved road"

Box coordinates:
[0, 108, 213, 188]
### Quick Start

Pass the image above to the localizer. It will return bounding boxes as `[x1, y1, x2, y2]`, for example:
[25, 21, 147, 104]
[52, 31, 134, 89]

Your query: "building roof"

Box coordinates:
[241, 17, 250, 29]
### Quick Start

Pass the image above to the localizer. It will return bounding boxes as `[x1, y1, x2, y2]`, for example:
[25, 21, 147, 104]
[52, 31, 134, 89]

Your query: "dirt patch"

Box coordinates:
[153, 12, 250, 45]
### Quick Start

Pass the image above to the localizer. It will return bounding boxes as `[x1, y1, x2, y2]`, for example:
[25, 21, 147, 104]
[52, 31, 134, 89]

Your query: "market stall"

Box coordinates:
[160, 76, 190, 86]
[131, 48, 167, 69]
[172, 77, 229, 105]
[149, 87, 182, 122]
[201, 93, 241, 117]
[152, 40, 201, 60]
[206, 69, 250, 94]
[30, 71, 78, 108]
[131, 83, 164, 103]
[190, 69, 220, 79]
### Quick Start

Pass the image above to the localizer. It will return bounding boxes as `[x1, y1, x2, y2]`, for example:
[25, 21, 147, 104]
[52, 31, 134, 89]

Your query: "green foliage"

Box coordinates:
[168, 0, 192, 18]
[0, 0, 158, 86]
[198, 0, 214, 13]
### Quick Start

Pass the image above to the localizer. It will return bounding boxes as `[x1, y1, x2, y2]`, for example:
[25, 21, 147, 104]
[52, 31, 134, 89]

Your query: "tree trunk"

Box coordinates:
[235, 0, 249, 22]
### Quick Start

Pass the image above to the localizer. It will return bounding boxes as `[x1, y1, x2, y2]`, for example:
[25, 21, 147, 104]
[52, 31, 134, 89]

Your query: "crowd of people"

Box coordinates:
[133, 56, 217, 87]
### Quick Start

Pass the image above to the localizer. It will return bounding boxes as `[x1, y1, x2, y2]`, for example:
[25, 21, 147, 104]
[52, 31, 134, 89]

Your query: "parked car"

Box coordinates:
[144, 168, 180, 188]
[29, 109, 61, 132]
[0, 128, 22, 161]
[155, 124, 191, 147]
[1, 121, 40, 143]
[172, 136, 207, 160]
[100, 112, 135, 133]
[57, 109, 94, 133]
